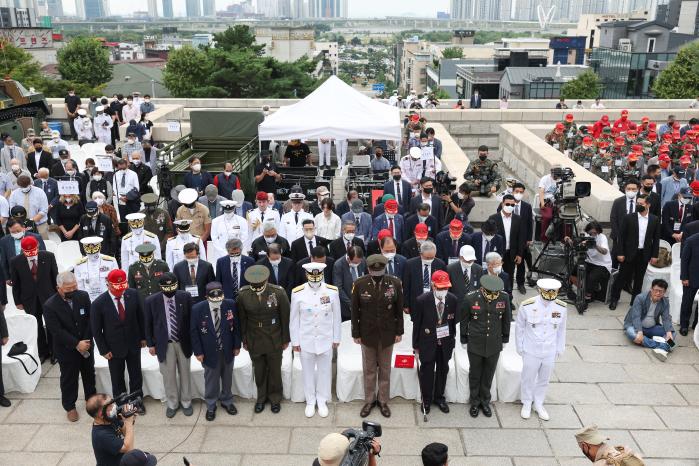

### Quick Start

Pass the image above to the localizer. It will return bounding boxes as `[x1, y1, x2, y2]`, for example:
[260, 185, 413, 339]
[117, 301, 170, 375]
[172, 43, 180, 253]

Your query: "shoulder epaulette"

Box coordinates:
[76, 257, 87, 265]
[292, 284, 305, 293]
[123, 232, 133, 239]
[325, 284, 338, 291]
[102, 255, 115, 261]
[555, 298, 567, 307]
[521, 297, 537, 306]
[167, 236, 176, 241]
[144, 231, 157, 237]
[239, 285, 251, 292]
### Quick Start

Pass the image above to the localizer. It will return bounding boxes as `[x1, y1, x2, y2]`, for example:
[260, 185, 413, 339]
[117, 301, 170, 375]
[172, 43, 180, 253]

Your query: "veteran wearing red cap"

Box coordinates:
[247, 190, 281, 242]
[401, 222, 430, 259]
[10, 235, 58, 362]
[412, 270, 458, 414]
[90, 268, 146, 412]
[371, 198, 404, 242]
[435, 219, 471, 264]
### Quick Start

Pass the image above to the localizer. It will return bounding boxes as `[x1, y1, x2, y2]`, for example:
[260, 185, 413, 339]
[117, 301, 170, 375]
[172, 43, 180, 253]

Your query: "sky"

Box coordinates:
[63, 0, 451, 19]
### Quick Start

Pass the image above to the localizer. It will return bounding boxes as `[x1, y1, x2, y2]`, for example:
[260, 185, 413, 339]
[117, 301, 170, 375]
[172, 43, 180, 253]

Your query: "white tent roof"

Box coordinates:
[258, 75, 401, 142]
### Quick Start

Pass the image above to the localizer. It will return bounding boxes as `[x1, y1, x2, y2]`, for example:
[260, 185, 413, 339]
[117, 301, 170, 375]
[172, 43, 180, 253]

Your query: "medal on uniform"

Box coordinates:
[320, 296, 330, 304]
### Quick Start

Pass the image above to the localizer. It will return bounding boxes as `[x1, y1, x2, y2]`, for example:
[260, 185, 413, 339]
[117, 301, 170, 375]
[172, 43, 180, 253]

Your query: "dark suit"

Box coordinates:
[328, 236, 365, 261]
[404, 214, 438, 240]
[503, 201, 534, 287]
[366, 238, 403, 257]
[681, 219, 699, 249]
[435, 231, 471, 263]
[33, 177, 58, 208]
[294, 257, 335, 287]
[447, 261, 484, 304]
[0, 233, 45, 281]
[611, 212, 661, 305]
[290, 235, 328, 263]
[335, 200, 351, 218]
[250, 235, 291, 262]
[43, 290, 96, 411]
[402, 256, 447, 317]
[10, 250, 57, 358]
[488, 212, 525, 290]
[401, 236, 430, 260]
[0, 308, 6, 397]
[661, 200, 694, 244]
[610, 195, 636, 260]
[680, 232, 699, 329]
[371, 213, 405, 242]
[469, 94, 482, 109]
[26, 150, 53, 176]
[144, 290, 192, 362]
[383, 179, 412, 209]
[173, 259, 216, 304]
[372, 202, 405, 219]
[412, 291, 457, 406]
[77, 213, 116, 257]
[409, 195, 444, 227]
[385, 253, 406, 278]
[90, 289, 145, 396]
[471, 232, 505, 266]
[647, 191, 661, 217]
[257, 256, 295, 296]
[333, 256, 367, 321]
[215, 255, 255, 300]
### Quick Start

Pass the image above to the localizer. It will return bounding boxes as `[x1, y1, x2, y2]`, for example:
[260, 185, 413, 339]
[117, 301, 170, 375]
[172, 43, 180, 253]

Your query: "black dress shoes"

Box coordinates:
[422, 404, 430, 414]
[225, 403, 238, 415]
[469, 405, 479, 417]
[680, 327, 689, 336]
[205, 409, 216, 421]
[481, 403, 492, 417]
[137, 404, 146, 415]
[254, 402, 265, 413]
[608, 301, 617, 310]
[518, 284, 526, 295]
[360, 402, 375, 418]
[0, 395, 11, 407]
[270, 403, 281, 413]
[436, 401, 449, 413]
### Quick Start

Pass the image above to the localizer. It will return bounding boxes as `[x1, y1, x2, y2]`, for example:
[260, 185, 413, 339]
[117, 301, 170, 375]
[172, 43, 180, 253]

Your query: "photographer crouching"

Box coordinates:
[565, 221, 612, 304]
[87, 393, 138, 466]
[314, 421, 382, 466]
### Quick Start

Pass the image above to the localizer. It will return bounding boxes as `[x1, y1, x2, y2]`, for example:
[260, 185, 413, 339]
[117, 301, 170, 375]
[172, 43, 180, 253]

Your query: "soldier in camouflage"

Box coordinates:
[591, 143, 614, 185]
[545, 123, 567, 153]
[463, 145, 502, 197]
[572, 136, 597, 171]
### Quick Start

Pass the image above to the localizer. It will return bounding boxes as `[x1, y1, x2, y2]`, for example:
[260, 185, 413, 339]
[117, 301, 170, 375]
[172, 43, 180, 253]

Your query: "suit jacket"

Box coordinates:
[647, 191, 661, 217]
[412, 292, 458, 358]
[660, 176, 688, 207]
[435, 230, 472, 263]
[173, 259, 215, 303]
[682, 220, 699, 250]
[661, 200, 694, 244]
[610, 195, 634, 255]
[250, 235, 291, 262]
[340, 211, 372, 242]
[328, 236, 365, 260]
[33, 177, 58, 206]
[290, 235, 328, 263]
[335, 200, 351, 218]
[617, 213, 660, 263]
[447, 261, 483, 304]
[681, 232, 699, 288]
[0, 232, 45, 281]
[513, 201, 534, 242]
[372, 202, 405, 219]
[294, 256, 335, 288]
[402, 256, 447, 315]
[404, 214, 438, 240]
[470, 94, 482, 109]
[383, 179, 412, 209]
[190, 298, 241, 368]
[366, 238, 403, 257]
[90, 289, 145, 359]
[401, 236, 429, 260]
[10, 250, 57, 311]
[215, 255, 255, 300]
[257, 256, 295, 296]
[332, 257, 367, 320]
[471, 232, 506, 265]
[409, 194, 443, 227]
[26, 150, 53, 176]
[488, 212, 525, 257]
[43, 290, 92, 362]
[144, 290, 193, 362]
[386, 253, 407, 278]
[371, 213, 405, 242]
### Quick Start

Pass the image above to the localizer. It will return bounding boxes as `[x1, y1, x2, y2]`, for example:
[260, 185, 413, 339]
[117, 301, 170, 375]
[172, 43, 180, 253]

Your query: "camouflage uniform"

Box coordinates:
[572, 146, 596, 170]
[545, 130, 567, 153]
[464, 159, 502, 196]
[591, 154, 615, 184]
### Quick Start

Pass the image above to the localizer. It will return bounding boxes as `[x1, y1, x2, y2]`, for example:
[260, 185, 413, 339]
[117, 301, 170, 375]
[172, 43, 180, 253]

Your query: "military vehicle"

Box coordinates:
[0, 77, 52, 142]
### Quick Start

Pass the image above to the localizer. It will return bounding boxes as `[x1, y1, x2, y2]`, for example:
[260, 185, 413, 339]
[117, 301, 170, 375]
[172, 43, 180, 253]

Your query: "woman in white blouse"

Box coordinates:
[314, 197, 341, 240]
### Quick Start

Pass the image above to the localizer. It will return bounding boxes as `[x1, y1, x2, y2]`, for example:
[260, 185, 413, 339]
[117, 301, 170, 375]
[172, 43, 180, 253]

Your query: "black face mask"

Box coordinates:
[393, 175, 401, 181]
[478, 154, 487, 161]
[63, 290, 75, 300]
[642, 185, 653, 193]
[186, 203, 196, 209]
[161, 288, 177, 298]
[637, 205, 646, 213]
[145, 205, 156, 212]
[423, 187, 433, 194]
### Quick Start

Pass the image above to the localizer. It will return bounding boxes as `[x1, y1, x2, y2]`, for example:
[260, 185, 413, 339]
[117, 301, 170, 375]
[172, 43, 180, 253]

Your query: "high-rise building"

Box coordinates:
[74, 0, 84, 18]
[475, 0, 511, 20]
[84, 0, 108, 18]
[202, 0, 214, 15]
[450, 0, 475, 19]
[512, 0, 536, 20]
[162, 0, 173, 17]
[146, 0, 157, 16]
[278, 0, 291, 16]
[308, 0, 347, 18]
[46, 0, 62, 16]
[292, 0, 306, 17]
[186, 0, 200, 17]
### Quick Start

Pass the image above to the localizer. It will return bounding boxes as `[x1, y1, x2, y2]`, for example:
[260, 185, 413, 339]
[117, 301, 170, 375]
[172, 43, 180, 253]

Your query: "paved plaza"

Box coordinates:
[2, 288, 699, 465]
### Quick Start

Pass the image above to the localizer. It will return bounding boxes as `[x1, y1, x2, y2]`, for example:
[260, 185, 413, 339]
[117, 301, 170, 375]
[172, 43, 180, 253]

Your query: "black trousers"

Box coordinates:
[68, 116, 77, 140]
[0, 345, 4, 395]
[28, 299, 51, 358]
[610, 249, 648, 305]
[680, 285, 699, 329]
[107, 348, 142, 397]
[586, 263, 610, 301]
[516, 246, 533, 287]
[467, 351, 500, 406]
[419, 343, 453, 405]
[503, 249, 516, 290]
[59, 352, 96, 411]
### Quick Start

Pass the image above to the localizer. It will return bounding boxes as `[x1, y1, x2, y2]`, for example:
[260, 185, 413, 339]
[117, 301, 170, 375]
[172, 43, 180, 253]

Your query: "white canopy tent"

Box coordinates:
[258, 75, 402, 142]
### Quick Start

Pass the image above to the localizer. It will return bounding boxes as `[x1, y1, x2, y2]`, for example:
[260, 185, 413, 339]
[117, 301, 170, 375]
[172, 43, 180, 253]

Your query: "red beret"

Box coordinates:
[384, 199, 398, 212]
[431, 270, 452, 289]
[20, 236, 38, 251]
[377, 229, 393, 241]
[690, 180, 699, 193]
[107, 269, 127, 284]
[415, 223, 429, 238]
[256, 191, 268, 201]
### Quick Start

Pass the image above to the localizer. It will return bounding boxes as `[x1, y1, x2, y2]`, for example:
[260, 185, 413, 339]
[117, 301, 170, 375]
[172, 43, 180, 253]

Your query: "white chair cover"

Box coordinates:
[669, 242, 683, 323]
[206, 241, 224, 275]
[1, 313, 42, 393]
[48, 231, 62, 245]
[281, 345, 292, 400]
[642, 239, 673, 294]
[55, 240, 83, 273]
[495, 323, 522, 402]
[44, 239, 58, 255]
[290, 351, 306, 402]
[336, 320, 364, 402]
[389, 315, 419, 400]
[452, 323, 497, 404]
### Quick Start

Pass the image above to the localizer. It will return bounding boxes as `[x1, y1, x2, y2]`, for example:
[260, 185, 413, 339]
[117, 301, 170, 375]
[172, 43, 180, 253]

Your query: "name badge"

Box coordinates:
[436, 325, 449, 339]
[80, 308, 85, 316]
[185, 285, 199, 298]
[448, 257, 459, 265]
[601, 166, 609, 173]
[583, 162, 590, 169]
[615, 159, 623, 167]
[674, 222, 682, 231]
[553, 143, 559, 149]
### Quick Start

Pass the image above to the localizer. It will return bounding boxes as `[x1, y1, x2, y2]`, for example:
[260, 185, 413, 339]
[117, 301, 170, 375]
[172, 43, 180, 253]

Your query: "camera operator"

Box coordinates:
[87, 393, 135, 466]
[442, 182, 475, 224]
[565, 221, 612, 303]
[538, 165, 561, 242]
[313, 432, 381, 466]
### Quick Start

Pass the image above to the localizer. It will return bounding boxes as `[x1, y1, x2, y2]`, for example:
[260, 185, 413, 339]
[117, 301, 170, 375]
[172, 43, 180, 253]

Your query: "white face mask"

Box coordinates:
[11, 166, 19, 173]
[93, 175, 102, 181]
[132, 159, 141, 166]
[304, 231, 315, 240]
[484, 234, 494, 241]
[21, 186, 31, 193]
[132, 227, 144, 235]
[66, 170, 75, 176]
[224, 171, 232, 177]
[308, 280, 322, 289]
[127, 139, 135, 145]
[344, 233, 355, 242]
[457, 192, 465, 200]
[187, 258, 198, 266]
[626, 190, 638, 199]
[434, 289, 448, 300]
[192, 163, 201, 172]
[383, 252, 396, 261]
[422, 258, 434, 266]
[502, 205, 514, 214]
[269, 259, 281, 266]
[224, 210, 235, 218]
[493, 266, 502, 274]
[680, 197, 691, 205]
[513, 193, 524, 201]
[386, 213, 395, 219]
[229, 254, 241, 263]
[10, 231, 24, 240]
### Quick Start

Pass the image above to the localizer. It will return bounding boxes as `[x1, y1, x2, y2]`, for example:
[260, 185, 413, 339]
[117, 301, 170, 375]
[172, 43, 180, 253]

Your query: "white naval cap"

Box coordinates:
[409, 146, 422, 159]
[537, 278, 562, 290]
[125, 213, 146, 221]
[178, 188, 198, 205]
[80, 236, 103, 245]
[302, 262, 327, 274]
[77, 108, 87, 116]
[95, 105, 104, 112]
[221, 200, 238, 208]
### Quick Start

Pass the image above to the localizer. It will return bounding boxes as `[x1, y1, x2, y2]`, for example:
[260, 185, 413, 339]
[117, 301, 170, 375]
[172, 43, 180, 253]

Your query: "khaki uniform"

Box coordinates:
[120, 230, 161, 271]
[350, 274, 404, 404]
[127, 260, 170, 301]
[463, 159, 502, 196]
[175, 203, 211, 238]
[460, 289, 511, 406]
[593, 444, 645, 465]
[237, 284, 290, 404]
[141, 207, 174, 258]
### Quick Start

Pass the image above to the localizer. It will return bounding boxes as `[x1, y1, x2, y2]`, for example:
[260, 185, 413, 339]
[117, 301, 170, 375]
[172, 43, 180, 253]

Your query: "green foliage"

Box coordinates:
[652, 41, 699, 98]
[350, 36, 362, 46]
[394, 30, 452, 42]
[0, 40, 44, 89]
[432, 88, 451, 100]
[473, 30, 533, 44]
[57, 36, 113, 87]
[162, 46, 214, 97]
[441, 47, 464, 59]
[213, 25, 264, 55]
[40, 79, 105, 98]
[313, 23, 332, 39]
[560, 70, 603, 100]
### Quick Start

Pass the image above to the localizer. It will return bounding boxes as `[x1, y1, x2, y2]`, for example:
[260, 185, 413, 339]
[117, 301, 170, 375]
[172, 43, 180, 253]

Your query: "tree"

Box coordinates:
[213, 25, 264, 55]
[441, 47, 463, 59]
[560, 70, 603, 100]
[653, 41, 699, 98]
[350, 36, 362, 46]
[57, 36, 113, 87]
[336, 35, 346, 46]
[163, 46, 215, 97]
[0, 39, 44, 89]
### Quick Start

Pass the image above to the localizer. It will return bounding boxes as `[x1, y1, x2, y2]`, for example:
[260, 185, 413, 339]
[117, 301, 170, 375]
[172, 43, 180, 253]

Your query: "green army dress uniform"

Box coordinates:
[463, 158, 502, 196]
[237, 265, 290, 409]
[141, 193, 174, 258]
[460, 275, 512, 416]
[128, 243, 170, 301]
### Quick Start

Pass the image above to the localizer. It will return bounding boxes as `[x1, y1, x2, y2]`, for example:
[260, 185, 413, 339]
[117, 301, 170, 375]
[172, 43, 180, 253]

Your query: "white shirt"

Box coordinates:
[586, 233, 612, 272]
[590, 102, 605, 109]
[247, 207, 281, 242]
[515, 295, 567, 358]
[211, 213, 250, 255]
[637, 213, 649, 249]
[113, 169, 140, 204]
[538, 174, 557, 201]
[109, 291, 125, 318]
[279, 209, 313, 244]
[314, 212, 341, 240]
[501, 212, 512, 250]
[289, 282, 341, 354]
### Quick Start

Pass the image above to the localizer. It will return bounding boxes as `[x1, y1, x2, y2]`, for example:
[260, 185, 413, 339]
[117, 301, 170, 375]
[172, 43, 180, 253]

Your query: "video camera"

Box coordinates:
[107, 390, 143, 419]
[434, 170, 457, 196]
[340, 421, 382, 466]
[550, 167, 591, 220]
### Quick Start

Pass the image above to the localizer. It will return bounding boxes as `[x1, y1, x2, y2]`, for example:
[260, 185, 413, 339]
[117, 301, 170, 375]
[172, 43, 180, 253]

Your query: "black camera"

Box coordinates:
[572, 235, 597, 253]
[434, 170, 456, 196]
[111, 390, 143, 419]
[341, 421, 382, 466]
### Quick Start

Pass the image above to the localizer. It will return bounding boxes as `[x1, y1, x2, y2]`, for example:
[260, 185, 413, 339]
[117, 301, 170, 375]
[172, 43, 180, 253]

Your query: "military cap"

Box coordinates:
[85, 201, 98, 213]
[178, 188, 198, 205]
[173, 219, 192, 226]
[574, 425, 608, 445]
[480, 275, 504, 292]
[302, 262, 326, 274]
[58, 149, 69, 156]
[77, 108, 87, 116]
[380, 193, 395, 203]
[142, 193, 158, 205]
[158, 272, 177, 287]
[10, 205, 26, 217]
[289, 191, 305, 201]
[80, 236, 103, 246]
[135, 243, 156, 255]
[366, 254, 388, 271]
[536, 278, 561, 290]
[244, 265, 270, 284]
[205, 281, 223, 292]
[221, 200, 237, 209]
[126, 213, 146, 222]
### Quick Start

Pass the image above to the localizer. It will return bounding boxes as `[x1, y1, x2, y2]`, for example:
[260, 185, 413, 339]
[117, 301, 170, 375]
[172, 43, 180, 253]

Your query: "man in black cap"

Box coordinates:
[119, 449, 157, 466]
[127, 243, 170, 302]
[190, 281, 241, 421]
[140, 193, 173, 259]
[421, 442, 448, 466]
[237, 265, 290, 413]
[144, 272, 193, 418]
[78, 201, 117, 256]
[9, 205, 38, 235]
[461, 275, 511, 418]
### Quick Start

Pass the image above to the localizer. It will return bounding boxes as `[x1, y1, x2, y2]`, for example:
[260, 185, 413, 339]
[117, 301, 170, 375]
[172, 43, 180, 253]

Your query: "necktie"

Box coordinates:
[515, 204, 520, 216]
[23, 192, 30, 211]
[355, 215, 360, 225]
[437, 299, 444, 323]
[452, 239, 458, 258]
[116, 297, 125, 322]
[30, 259, 37, 280]
[295, 212, 299, 224]
[351, 265, 358, 281]
[679, 203, 684, 222]
[629, 199, 634, 214]
[347, 241, 351, 251]
[190, 264, 196, 285]
[213, 308, 222, 349]
[464, 268, 470, 290]
[231, 261, 239, 295]
[388, 217, 394, 236]
[273, 264, 279, 283]
[260, 211, 265, 223]
[167, 298, 179, 341]
[423, 264, 430, 289]
[396, 182, 401, 200]
[121, 173, 126, 188]
[388, 259, 394, 275]
[308, 240, 313, 255]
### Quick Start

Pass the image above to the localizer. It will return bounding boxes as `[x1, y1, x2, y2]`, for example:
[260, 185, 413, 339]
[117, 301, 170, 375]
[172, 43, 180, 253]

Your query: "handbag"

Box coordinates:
[7, 341, 39, 375]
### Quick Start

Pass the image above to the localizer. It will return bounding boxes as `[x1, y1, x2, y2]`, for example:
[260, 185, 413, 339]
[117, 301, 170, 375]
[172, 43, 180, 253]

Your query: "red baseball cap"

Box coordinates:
[20, 235, 38, 251]
[662, 132, 673, 140]
[680, 154, 692, 164]
[415, 223, 429, 239]
[449, 219, 463, 231]
[658, 144, 670, 153]
[690, 180, 699, 195]
[687, 130, 697, 138]
[628, 128, 637, 134]
[621, 109, 629, 116]
[377, 229, 393, 241]
[641, 116, 650, 123]
[598, 141, 610, 149]
[107, 269, 127, 285]
[601, 115, 609, 122]
[648, 132, 657, 141]
[555, 122, 564, 131]
[659, 153, 671, 162]
[631, 144, 642, 152]
[384, 199, 398, 213]
[565, 113, 574, 122]
[683, 143, 695, 151]
[410, 114, 420, 122]
[256, 191, 267, 201]
[614, 137, 625, 146]
[583, 136, 593, 145]
[431, 270, 452, 289]
[649, 122, 657, 129]
[628, 153, 640, 162]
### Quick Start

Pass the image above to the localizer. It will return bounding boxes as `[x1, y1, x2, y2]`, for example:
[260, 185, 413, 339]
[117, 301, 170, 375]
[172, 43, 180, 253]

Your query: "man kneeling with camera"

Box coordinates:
[314, 421, 382, 466]
[87, 393, 137, 466]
